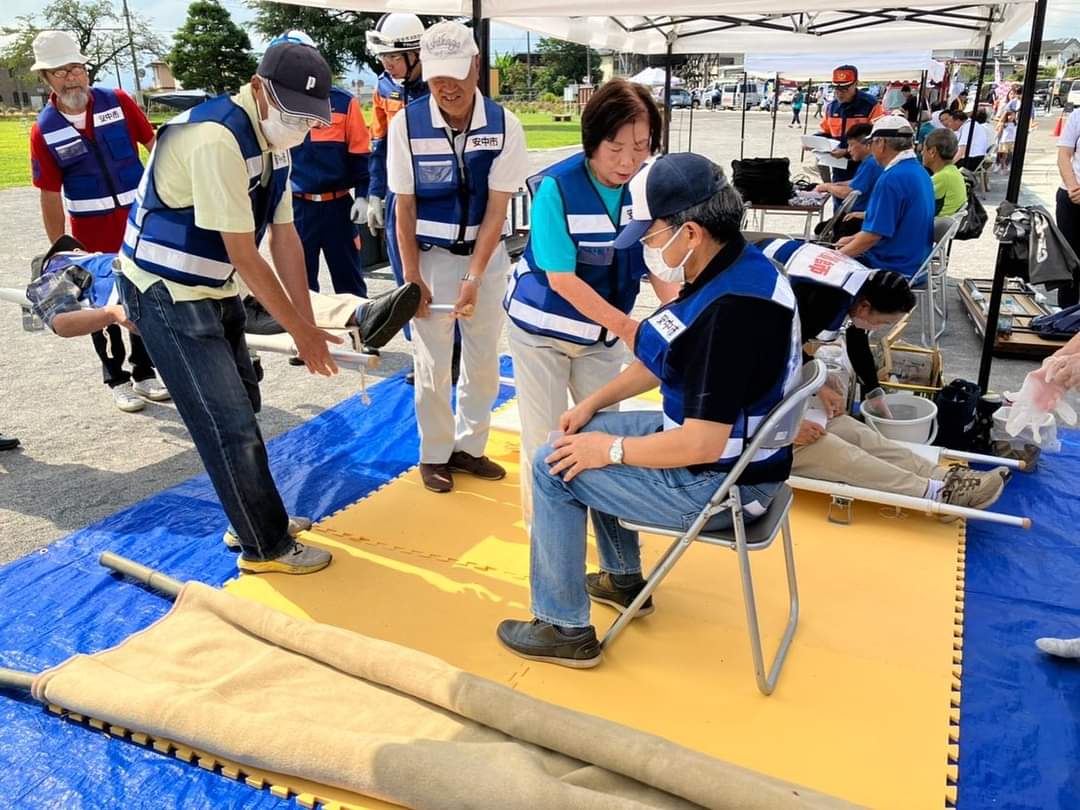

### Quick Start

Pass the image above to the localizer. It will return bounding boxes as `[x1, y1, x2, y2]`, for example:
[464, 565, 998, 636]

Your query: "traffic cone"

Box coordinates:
[1054, 114, 1064, 137]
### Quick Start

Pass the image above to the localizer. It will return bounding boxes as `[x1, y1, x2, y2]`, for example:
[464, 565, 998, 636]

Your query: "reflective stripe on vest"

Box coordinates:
[36, 87, 143, 218]
[504, 151, 646, 346]
[760, 238, 870, 340]
[404, 96, 505, 249]
[121, 95, 288, 287]
[635, 244, 802, 473]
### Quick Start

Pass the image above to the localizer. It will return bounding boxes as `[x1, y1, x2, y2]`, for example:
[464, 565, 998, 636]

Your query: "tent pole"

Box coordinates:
[917, 69, 927, 121]
[472, 0, 490, 96]
[803, 76, 811, 134]
[662, 38, 673, 154]
[688, 92, 694, 152]
[769, 72, 780, 158]
[962, 25, 993, 176]
[977, 0, 1049, 391]
[740, 69, 748, 159]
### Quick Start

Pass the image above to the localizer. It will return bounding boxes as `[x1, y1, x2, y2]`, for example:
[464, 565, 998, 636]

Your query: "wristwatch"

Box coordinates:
[608, 436, 625, 465]
[461, 272, 482, 284]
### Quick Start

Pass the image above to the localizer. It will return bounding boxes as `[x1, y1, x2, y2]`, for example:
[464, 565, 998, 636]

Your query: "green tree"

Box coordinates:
[1, 0, 165, 86]
[167, 0, 257, 94]
[493, 51, 530, 98]
[534, 37, 600, 93]
[247, 3, 442, 77]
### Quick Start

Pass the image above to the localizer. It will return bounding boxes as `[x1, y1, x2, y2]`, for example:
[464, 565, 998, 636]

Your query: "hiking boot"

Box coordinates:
[0, 433, 20, 451]
[940, 468, 1005, 513]
[223, 515, 312, 550]
[420, 463, 453, 493]
[237, 540, 331, 575]
[354, 283, 421, 349]
[132, 376, 171, 402]
[586, 571, 655, 617]
[448, 450, 506, 481]
[112, 381, 145, 413]
[496, 618, 602, 669]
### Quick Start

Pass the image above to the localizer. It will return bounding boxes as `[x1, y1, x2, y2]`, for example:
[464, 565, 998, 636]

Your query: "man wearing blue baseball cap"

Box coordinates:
[497, 153, 803, 669]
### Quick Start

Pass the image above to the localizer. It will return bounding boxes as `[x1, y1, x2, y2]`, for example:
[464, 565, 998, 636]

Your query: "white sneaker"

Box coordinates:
[132, 376, 171, 401]
[112, 382, 146, 413]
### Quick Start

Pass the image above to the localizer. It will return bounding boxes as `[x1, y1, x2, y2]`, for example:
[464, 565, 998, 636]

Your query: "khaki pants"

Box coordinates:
[508, 324, 627, 524]
[309, 291, 363, 330]
[792, 415, 943, 498]
[412, 245, 509, 463]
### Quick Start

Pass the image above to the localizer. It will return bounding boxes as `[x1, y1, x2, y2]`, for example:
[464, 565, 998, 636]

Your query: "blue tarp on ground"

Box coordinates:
[0, 364, 513, 808]
[959, 431, 1080, 810]
[2, 362, 1078, 808]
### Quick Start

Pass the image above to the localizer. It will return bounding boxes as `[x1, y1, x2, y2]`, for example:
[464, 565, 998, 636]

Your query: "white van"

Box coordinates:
[718, 81, 765, 110]
[1067, 79, 1080, 112]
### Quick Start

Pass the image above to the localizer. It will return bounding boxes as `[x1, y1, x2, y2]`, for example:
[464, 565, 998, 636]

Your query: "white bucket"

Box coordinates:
[863, 393, 939, 443]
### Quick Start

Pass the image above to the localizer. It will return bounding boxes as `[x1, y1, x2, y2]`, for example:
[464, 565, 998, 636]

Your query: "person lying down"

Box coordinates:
[27, 235, 419, 350]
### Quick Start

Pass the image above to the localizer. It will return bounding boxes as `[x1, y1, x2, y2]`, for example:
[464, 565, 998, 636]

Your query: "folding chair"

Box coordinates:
[911, 215, 962, 346]
[604, 360, 828, 696]
[816, 189, 861, 244]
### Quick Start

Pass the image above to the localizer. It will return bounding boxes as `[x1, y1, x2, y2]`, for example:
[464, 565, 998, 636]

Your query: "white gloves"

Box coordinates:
[1004, 370, 1077, 446]
[367, 196, 385, 232]
[349, 195, 369, 225]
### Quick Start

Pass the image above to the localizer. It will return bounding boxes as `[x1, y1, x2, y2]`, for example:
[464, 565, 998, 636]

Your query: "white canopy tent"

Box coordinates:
[629, 66, 684, 87]
[742, 52, 947, 83]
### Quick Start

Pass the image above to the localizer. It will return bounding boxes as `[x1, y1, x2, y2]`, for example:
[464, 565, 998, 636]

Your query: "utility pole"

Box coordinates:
[121, 0, 142, 105]
[526, 32, 532, 98]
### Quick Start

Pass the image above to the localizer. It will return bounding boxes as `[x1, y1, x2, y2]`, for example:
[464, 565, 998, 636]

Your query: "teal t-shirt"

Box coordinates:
[530, 161, 625, 272]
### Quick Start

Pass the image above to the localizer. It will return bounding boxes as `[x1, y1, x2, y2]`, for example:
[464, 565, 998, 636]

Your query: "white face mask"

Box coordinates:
[260, 103, 310, 151]
[643, 225, 693, 284]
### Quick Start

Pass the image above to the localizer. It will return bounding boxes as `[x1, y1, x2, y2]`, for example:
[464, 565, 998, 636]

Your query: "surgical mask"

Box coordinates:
[643, 225, 693, 284]
[260, 103, 310, 151]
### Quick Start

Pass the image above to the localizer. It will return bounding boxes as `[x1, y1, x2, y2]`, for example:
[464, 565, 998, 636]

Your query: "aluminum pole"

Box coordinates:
[740, 70, 748, 159]
[769, 72, 780, 158]
[977, 0, 1049, 391]
[662, 39, 674, 155]
[962, 26, 994, 173]
[99, 552, 183, 598]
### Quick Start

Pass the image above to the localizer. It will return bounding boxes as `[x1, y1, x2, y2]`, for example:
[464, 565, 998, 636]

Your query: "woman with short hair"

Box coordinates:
[503, 78, 676, 524]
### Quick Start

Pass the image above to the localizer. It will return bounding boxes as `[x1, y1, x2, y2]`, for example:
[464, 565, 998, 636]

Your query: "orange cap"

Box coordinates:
[832, 66, 857, 86]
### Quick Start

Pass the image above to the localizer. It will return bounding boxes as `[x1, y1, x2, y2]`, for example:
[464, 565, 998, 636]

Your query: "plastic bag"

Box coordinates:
[1001, 371, 1077, 451]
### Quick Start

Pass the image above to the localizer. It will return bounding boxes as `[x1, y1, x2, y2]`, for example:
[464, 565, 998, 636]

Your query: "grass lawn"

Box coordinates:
[0, 108, 581, 191]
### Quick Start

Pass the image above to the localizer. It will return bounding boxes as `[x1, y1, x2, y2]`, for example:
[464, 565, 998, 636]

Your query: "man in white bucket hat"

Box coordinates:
[29, 30, 167, 413]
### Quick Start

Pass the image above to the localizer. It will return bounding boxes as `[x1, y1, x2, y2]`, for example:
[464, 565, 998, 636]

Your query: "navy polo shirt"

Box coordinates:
[862, 154, 935, 278]
[847, 156, 883, 212]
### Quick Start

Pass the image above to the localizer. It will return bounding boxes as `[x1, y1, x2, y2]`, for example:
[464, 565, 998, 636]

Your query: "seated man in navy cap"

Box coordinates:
[836, 115, 936, 279]
[497, 154, 803, 669]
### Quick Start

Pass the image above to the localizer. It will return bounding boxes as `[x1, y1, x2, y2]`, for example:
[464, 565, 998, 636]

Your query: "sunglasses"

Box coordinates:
[48, 64, 86, 79]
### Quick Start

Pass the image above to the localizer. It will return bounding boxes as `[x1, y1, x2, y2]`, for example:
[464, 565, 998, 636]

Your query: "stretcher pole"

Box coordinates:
[789, 476, 1031, 528]
[0, 667, 35, 691]
[940, 448, 1026, 470]
[99, 552, 183, 598]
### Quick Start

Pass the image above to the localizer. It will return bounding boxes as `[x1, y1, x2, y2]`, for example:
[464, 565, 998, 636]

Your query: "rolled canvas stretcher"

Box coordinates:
[4, 553, 856, 810]
[1, 287, 380, 371]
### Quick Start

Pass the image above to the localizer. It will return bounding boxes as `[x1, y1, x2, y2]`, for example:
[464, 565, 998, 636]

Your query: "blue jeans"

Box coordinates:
[117, 276, 291, 561]
[529, 411, 780, 628]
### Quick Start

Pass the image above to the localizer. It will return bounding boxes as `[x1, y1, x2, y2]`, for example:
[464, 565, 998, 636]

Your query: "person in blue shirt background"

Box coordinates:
[503, 78, 677, 525]
[813, 122, 882, 238]
[838, 115, 934, 278]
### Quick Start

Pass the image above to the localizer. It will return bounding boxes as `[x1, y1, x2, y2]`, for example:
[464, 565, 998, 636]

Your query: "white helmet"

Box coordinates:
[270, 29, 316, 48]
[366, 13, 424, 55]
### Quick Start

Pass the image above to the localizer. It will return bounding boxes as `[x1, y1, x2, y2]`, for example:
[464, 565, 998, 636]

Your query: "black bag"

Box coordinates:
[731, 158, 793, 205]
[954, 169, 987, 241]
[993, 202, 1080, 290]
[934, 379, 981, 450]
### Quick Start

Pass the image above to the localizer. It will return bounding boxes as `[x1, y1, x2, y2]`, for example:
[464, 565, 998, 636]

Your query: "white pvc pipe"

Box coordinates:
[789, 475, 1031, 528]
[893, 440, 1026, 471]
[0, 287, 30, 307]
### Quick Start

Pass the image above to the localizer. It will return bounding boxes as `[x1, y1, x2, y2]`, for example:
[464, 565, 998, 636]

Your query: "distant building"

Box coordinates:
[148, 60, 177, 91]
[1007, 38, 1080, 69]
[0, 66, 48, 110]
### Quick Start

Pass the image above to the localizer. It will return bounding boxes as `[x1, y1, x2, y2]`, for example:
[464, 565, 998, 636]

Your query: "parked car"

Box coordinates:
[667, 88, 694, 109]
[712, 80, 766, 110]
[779, 88, 795, 105]
[1067, 79, 1080, 113]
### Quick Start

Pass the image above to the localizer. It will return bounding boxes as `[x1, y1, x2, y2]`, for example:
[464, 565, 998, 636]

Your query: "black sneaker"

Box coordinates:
[496, 619, 602, 669]
[586, 571, 654, 617]
[355, 283, 421, 349]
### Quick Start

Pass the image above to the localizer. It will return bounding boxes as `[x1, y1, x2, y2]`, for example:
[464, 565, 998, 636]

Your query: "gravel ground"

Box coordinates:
[0, 108, 1065, 562]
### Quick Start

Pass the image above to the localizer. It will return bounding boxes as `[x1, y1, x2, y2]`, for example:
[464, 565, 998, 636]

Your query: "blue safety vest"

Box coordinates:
[369, 72, 428, 200]
[403, 95, 505, 249]
[503, 152, 647, 346]
[635, 245, 802, 477]
[36, 87, 143, 217]
[289, 86, 369, 195]
[41, 251, 121, 307]
[758, 238, 870, 340]
[122, 95, 290, 287]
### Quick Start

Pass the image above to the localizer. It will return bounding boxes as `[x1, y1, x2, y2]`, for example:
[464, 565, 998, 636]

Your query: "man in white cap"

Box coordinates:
[837, 114, 935, 279]
[387, 21, 528, 493]
[29, 30, 168, 413]
[116, 40, 345, 575]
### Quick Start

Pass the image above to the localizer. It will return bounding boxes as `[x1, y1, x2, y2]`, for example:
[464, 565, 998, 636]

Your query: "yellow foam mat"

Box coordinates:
[226, 417, 964, 810]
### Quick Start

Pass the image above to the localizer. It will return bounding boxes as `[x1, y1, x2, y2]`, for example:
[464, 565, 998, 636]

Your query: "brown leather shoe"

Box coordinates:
[419, 462, 453, 493]
[448, 450, 506, 481]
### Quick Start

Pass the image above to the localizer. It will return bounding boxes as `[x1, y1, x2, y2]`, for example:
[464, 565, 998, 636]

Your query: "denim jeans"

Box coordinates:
[117, 276, 291, 560]
[529, 411, 780, 628]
